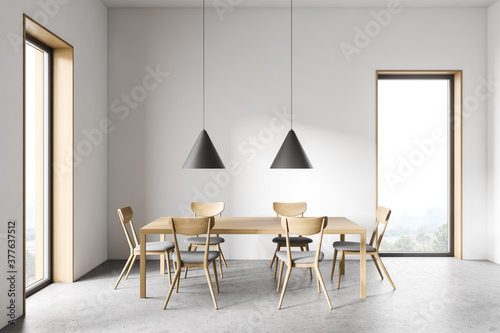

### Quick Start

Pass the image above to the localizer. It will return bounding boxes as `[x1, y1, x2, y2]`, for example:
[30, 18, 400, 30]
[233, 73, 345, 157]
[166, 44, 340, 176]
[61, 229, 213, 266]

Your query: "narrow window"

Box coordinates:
[377, 74, 457, 256]
[25, 36, 52, 295]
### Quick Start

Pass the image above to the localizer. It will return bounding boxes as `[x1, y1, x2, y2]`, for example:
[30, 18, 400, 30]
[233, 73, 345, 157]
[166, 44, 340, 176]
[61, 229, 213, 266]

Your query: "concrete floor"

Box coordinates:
[3, 258, 500, 332]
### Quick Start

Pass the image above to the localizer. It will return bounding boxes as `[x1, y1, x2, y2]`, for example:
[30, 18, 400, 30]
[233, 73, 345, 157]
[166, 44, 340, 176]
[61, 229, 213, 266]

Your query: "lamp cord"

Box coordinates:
[290, 0, 293, 130]
[203, 0, 205, 130]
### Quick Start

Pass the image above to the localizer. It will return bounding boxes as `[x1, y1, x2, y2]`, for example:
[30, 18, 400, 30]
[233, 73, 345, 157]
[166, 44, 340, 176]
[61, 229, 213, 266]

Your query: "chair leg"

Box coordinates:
[114, 255, 133, 289]
[337, 251, 342, 289]
[305, 244, 313, 279]
[277, 260, 284, 293]
[212, 261, 220, 293]
[372, 255, 384, 279]
[218, 244, 228, 268]
[176, 268, 181, 293]
[216, 245, 224, 279]
[163, 267, 182, 309]
[315, 267, 333, 310]
[204, 266, 218, 310]
[375, 254, 396, 290]
[273, 245, 281, 279]
[166, 251, 172, 285]
[278, 265, 292, 310]
[270, 245, 279, 269]
[219, 255, 223, 279]
[340, 250, 345, 275]
[184, 244, 192, 279]
[300, 246, 312, 279]
[316, 271, 321, 293]
[125, 255, 137, 279]
[331, 249, 338, 280]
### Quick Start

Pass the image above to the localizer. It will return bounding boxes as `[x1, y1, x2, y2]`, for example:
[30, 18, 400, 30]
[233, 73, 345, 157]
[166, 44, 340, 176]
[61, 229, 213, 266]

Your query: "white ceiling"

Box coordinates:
[102, 0, 498, 8]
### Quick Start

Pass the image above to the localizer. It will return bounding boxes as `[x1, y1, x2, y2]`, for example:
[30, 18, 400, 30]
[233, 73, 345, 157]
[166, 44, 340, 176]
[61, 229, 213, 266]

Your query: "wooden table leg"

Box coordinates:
[360, 232, 366, 299]
[340, 234, 345, 275]
[140, 232, 146, 298]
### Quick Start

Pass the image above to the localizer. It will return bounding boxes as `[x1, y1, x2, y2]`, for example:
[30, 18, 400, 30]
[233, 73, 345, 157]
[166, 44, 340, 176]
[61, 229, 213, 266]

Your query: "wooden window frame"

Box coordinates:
[375, 70, 462, 259]
[23, 14, 74, 314]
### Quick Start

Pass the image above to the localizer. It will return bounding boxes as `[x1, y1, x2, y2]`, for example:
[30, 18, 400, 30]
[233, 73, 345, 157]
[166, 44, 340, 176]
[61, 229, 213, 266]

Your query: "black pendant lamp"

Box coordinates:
[183, 0, 225, 169]
[270, 0, 312, 169]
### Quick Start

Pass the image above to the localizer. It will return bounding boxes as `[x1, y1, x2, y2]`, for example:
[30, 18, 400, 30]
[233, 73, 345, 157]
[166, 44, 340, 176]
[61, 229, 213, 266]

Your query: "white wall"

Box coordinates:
[108, 6, 488, 260]
[487, 2, 500, 264]
[0, 0, 107, 325]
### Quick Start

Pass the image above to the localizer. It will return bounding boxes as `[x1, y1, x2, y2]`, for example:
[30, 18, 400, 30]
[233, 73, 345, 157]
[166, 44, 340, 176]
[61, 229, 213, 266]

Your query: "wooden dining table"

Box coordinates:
[140, 216, 367, 299]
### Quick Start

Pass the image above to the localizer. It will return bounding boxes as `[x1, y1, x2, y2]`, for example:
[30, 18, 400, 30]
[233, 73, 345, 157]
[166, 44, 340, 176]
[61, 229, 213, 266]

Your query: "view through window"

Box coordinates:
[377, 76, 452, 254]
[25, 38, 52, 292]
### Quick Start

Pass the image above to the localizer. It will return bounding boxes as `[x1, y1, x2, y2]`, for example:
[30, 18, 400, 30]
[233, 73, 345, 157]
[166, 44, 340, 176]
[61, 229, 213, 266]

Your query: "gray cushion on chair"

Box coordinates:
[276, 251, 324, 264]
[184, 236, 225, 245]
[172, 251, 220, 264]
[333, 241, 377, 252]
[134, 241, 174, 252]
[272, 236, 313, 245]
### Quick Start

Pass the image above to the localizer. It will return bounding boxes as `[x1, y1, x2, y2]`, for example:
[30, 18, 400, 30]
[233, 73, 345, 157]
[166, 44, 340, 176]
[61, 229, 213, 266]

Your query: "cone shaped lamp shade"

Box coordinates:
[182, 0, 225, 169]
[270, 0, 312, 169]
[183, 129, 225, 169]
[270, 130, 312, 168]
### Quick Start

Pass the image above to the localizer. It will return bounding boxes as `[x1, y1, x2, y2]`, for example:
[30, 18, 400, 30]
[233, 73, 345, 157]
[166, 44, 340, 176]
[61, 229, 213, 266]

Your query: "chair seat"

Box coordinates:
[276, 251, 324, 264]
[172, 251, 220, 264]
[185, 236, 225, 245]
[272, 236, 313, 245]
[134, 241, 174, 253]
[333, 241, 377, 253]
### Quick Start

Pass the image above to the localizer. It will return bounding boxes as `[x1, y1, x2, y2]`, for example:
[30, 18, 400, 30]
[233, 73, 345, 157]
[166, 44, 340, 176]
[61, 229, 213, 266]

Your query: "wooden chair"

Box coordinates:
[276, 216, 332, 310]
[163, 216, 221, 310]
[270, 202, 313, 279]
[184, 202, 227, 279]
[114, 206, 174, 289]
[331, 206, 396, 290]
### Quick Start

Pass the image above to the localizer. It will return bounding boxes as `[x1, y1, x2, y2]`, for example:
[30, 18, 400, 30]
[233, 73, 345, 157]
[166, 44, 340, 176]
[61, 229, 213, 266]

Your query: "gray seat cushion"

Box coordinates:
[184, 236, 225, 245]
[172, 251, 220, 264]
[333, 241, 377, 252]
[276, 251, 324, 264]
[134, 241, 174, 252]
[272, 236, 313, 245]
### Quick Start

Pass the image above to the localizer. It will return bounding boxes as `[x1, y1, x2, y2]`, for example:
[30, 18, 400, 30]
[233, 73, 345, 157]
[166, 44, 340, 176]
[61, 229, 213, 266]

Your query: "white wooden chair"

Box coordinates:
[276, 216, 332, 310]
[270, 202, 313, 279]
[331, 206, 396, 290]
[183, 202, 227, 279]
[114, 206, 174, 289]
[164, 216, 221, 310]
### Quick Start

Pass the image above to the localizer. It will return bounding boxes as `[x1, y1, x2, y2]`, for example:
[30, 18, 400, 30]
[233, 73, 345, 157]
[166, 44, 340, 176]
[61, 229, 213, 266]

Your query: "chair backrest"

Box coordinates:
[117, 206, 139, 251]
[169, 216, 215, 264]
[281, 217, 328, 264]
[171, 216, 215, 236]
[191, 202, 225, 217]
[370, 206, 392, 251]
[273, 202, 307, 217]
